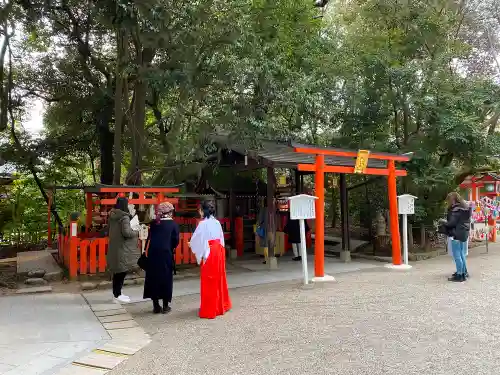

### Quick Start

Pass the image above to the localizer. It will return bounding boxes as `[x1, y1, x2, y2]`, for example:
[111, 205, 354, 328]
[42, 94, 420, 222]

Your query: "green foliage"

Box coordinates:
[2, 0, 500, 243]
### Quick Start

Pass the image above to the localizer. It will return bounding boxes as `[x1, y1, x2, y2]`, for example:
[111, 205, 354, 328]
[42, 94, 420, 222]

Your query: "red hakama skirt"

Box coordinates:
[199, 239, 232, 319]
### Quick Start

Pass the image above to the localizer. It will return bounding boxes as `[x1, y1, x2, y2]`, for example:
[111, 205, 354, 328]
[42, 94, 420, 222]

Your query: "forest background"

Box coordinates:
[1, 0, 499, 246]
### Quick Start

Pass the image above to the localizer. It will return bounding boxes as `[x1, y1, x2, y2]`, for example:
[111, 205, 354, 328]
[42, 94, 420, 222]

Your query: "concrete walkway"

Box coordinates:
[0, 294, 109, 375]
[83, 257, 381, 305]
[107, 243, 500, 375]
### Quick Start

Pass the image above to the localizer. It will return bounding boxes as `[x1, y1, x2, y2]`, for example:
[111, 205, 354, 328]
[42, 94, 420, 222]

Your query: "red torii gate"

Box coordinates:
[293, 145, 411, 278]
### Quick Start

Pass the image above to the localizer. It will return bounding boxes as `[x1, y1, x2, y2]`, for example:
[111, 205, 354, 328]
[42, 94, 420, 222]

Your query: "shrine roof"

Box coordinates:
[52, 184, 184, 193]
[210, 134, 411, 170]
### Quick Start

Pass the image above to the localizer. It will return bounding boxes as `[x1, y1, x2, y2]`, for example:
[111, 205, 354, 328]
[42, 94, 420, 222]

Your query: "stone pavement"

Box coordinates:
[0, 255, 378, 375]
[0, 293, 109, 375]
[106, 244, 500, 375]
[83, 256, 380, 304]
[0, 293, 153, 375]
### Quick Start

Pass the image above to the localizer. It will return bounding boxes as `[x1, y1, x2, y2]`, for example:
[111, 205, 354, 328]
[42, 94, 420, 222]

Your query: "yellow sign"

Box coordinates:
[354, 150, 370, 174]
[278, 174, 287, 186]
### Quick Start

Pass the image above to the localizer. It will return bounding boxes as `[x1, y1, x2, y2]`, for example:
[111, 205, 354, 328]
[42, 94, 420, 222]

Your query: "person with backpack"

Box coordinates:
[438, 192, 472, 282]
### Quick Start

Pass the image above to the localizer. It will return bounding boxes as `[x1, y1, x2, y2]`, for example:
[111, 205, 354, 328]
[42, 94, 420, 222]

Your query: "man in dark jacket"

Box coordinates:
[284, 212, 310, 261]
[438, 192, 471, 282]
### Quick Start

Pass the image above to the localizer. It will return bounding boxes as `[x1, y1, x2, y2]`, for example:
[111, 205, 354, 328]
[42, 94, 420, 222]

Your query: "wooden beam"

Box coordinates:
[294, 147, 410, 162]
[99, 187, 180, 193]
[297, 164, 407, 176]
[267, 167, 277, 258]
[339, 174, 350, 252]
[98, 198, 179, 205]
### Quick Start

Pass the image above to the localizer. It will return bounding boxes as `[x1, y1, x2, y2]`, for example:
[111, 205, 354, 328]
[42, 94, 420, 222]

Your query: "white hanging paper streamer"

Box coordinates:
[149, 205, 155, 220]
[139, 224, 149, 253]
[127, 192, 136, 217]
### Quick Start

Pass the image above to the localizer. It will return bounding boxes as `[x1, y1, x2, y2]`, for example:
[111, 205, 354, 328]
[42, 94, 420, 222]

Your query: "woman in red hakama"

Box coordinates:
[190, 201, 231, 319]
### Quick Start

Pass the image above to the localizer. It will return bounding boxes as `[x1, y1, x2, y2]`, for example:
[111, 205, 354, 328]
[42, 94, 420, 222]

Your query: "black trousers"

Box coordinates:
[112, 272, 127, 298]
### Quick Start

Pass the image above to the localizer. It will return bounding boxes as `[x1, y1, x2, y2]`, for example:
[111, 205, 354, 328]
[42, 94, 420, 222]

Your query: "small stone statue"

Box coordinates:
[375, 212, 386, 236]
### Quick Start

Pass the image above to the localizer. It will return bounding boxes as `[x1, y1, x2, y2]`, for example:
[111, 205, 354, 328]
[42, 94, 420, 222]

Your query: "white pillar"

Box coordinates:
[299, 219, 309, 285]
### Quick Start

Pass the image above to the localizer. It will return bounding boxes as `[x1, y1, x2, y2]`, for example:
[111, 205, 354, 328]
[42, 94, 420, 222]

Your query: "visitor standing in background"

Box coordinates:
[438, 192, 471, 282]
[189, 201, 231, 319]
[143, 202, 179, 314]
[257, 199, 268, 264]
[107, 197, 140, 303]
[284, 211, 310, 261]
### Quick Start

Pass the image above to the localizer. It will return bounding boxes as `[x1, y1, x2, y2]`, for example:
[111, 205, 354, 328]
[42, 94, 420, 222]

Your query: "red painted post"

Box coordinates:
[315, 154, 325, 277]
[80, 240, 89, 275]
[98, 238, 107, 272]
[387, 160, 402, 265]
[89, 240, 97, 274]
[235, 217, 244, 256]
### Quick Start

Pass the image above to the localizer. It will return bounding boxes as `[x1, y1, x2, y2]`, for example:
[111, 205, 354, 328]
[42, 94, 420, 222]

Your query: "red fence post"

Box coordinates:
[68, 220, 79, 279]
[98, 238, 107, 273]
[235, 217, 244, 256]
[89, 240, 98, 274]
[80, 240, 89, 275]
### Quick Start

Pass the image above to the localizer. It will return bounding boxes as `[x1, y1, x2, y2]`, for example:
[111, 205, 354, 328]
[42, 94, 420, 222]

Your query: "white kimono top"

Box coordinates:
[190, 217, 225, 264]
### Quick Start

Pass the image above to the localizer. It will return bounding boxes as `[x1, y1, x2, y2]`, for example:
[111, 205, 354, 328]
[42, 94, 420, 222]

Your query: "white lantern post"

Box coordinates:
[288, 194, 318, 285]
[397, 194, 417, 268]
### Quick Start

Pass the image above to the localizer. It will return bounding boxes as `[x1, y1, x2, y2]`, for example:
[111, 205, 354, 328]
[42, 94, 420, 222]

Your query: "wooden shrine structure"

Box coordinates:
[49, 135, 411, 279]
[208, 134, 411, 278]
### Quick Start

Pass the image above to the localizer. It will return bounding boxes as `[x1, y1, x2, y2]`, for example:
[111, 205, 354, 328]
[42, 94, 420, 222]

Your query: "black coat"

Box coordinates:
[438, 203, 471, 242]
[284, 217, 310, 244]
[143, 219, 180, 302]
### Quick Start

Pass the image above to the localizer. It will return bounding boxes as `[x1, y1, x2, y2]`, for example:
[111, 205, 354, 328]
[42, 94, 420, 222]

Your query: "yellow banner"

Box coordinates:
[354, 150, 370, 174]
[278, 174, 287, 186]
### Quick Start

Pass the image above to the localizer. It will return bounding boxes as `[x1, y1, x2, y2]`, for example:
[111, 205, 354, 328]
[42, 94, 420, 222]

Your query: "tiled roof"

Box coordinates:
[209, 135, 409, 169]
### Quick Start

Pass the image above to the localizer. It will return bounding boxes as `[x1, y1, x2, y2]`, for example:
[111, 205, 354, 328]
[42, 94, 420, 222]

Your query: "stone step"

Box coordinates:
[16, 286, 53, 294]
[25, 277, 48, 286]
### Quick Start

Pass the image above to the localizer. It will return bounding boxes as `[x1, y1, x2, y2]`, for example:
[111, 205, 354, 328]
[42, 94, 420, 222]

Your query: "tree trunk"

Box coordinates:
[113, 27, 127, 185]
[126, 35, 155, 185]
[97, 102, 114, 185]
[331, 187, 338, 228]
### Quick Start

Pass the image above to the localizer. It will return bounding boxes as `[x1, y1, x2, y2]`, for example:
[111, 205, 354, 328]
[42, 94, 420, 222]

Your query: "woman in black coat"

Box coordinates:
[143, 202, 180, 314]
[438, 192, 471, 283]
[284, 212, 310, 261]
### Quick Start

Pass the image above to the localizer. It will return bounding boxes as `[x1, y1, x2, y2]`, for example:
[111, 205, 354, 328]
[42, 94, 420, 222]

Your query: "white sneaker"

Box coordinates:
[114, 295, 131, 304]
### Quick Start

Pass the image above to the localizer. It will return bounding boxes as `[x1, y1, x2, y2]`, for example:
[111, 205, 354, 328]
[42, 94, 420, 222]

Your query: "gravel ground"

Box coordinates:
[110, 247, 500, 375]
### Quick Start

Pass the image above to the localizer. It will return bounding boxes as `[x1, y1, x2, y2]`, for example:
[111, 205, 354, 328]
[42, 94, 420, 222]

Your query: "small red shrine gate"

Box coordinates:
[293, 145, 410, 278]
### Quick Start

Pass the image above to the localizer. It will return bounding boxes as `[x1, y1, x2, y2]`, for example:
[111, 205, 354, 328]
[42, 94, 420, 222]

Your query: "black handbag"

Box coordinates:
[137, 238, 150, 271]
[137, 252, 148, 270]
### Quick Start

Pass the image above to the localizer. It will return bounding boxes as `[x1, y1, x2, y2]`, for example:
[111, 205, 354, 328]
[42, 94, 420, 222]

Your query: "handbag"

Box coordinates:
[137, 239, 150, 271]
[256, 226, 265, 238]
[137, 252, 148, 271]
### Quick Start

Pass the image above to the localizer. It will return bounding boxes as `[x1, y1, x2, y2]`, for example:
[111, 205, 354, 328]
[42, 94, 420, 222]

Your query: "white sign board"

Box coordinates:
[398, 194, 417, 215]
[71, 222, 78, 237]
[288, 194, 318, 220]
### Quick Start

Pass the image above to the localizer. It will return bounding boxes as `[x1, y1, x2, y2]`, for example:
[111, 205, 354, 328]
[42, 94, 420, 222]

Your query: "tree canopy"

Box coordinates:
[1, 0, 500, 242]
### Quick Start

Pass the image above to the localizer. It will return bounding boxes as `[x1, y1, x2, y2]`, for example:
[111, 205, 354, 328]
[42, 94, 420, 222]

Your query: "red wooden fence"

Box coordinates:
[59, 232, 200, 279]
